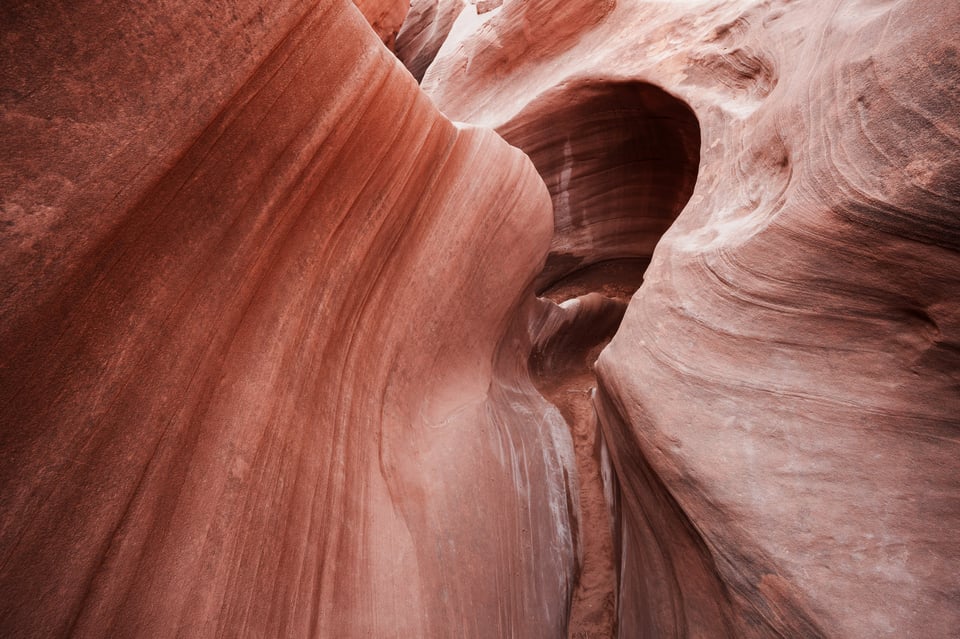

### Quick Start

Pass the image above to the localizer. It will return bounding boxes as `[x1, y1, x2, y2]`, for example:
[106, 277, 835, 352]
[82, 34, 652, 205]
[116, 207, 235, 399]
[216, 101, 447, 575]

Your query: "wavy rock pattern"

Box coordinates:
[0, 1, 577, 636]
[498, 79, 701, 291]
[395, 0, 466, 82]
[353, 0, 410, 47]
[426, 0, 960, 637]
[3, 0, 959, 637]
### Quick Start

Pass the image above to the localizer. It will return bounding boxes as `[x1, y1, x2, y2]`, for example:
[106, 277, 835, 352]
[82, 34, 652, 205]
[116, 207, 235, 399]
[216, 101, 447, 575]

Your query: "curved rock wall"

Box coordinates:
[498, 79, 700, 291]
[0, 1, 577, 636]
[426, 0, 960, 637]
[3, 0, 959, 637]
[353, 0, 410, 47]
[395, 0, 467, 82]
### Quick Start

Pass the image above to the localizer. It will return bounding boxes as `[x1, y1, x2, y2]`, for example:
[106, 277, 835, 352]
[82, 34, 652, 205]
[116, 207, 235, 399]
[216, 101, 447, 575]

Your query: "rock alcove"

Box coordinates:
[2, 0, 958, 637]
[507, 80, 702, 636]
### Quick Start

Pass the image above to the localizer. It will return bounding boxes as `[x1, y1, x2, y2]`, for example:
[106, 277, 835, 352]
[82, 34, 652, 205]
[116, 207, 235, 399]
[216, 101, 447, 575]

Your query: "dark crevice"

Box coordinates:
[499, 78, 701, 293]
[529, 293, 625, 639]
[507, 80, 702, 637]
[394, 0, 465, 83]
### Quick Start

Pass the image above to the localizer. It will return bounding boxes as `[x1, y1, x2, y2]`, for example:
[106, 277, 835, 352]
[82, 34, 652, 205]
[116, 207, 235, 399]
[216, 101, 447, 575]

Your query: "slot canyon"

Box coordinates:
[1, 0, 958, 637]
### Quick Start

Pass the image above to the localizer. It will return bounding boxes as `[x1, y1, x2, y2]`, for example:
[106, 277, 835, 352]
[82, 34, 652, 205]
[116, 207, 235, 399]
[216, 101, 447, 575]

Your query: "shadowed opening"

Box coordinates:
[498, 79, 701, 296]
[505, 80, 702, 638]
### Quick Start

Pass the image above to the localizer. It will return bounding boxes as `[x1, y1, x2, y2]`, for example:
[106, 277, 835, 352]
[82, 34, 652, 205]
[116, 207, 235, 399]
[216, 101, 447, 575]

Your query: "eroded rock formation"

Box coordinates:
[353, 0, 410, 47]
[0, 1, 575, 636]
[2, 0, 959, 637]
[426, 0, 960, 637]
[395, 0, 466, 82]
[498, 79, 701, 291]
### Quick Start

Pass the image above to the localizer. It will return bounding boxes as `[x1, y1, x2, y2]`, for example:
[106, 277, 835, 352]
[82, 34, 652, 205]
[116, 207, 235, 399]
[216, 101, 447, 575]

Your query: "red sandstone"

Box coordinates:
[2, 0, 958, 637]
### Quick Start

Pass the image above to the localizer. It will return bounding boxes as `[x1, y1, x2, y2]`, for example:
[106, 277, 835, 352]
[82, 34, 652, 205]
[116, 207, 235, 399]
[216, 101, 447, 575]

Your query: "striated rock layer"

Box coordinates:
[395, 0, 466, 82]
[425, 0, 960, 637]
[3, 0, 959, 636]
[498, 79, 701, 291]
[353, 0, 410, 47]
[0, 1, 578, 636]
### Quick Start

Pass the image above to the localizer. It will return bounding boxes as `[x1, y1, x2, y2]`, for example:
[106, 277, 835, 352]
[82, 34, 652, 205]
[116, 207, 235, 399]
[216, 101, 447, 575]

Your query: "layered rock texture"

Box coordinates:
[0, 1, 574, 636]
[2, 0, 959, 638]
[395, 0, 466, 81]
[426, 0, 960, 637]
[354, 0, 410, 46]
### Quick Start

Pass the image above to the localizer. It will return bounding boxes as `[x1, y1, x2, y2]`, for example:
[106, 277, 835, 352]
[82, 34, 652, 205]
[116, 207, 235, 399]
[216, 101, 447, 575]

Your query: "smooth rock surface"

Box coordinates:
[498, 79, 701, 291]
[426, 0, 960, 636]
[0, 1, 577, 636]
[2, 0, 959, 637]
[395, 0, 467, 82]
[353, 0, 410, 47]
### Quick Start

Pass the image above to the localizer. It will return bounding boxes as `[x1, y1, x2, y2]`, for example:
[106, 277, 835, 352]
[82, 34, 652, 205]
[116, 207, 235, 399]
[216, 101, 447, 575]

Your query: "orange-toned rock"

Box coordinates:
[498, 79, 700, 291]
[3, 0, 959, 636]
[426, 0, 960, 637]
[353, 0, 409, 47]
[395, 0, 466, 82]
[0, 1, 577, 636]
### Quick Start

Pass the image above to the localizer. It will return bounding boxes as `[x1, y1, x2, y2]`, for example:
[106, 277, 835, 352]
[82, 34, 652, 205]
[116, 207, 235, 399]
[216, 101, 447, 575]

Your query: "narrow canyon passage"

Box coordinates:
[3, 1, 960, 637]
[504, 81, 702, 636]
[529, 286, 629, 638]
